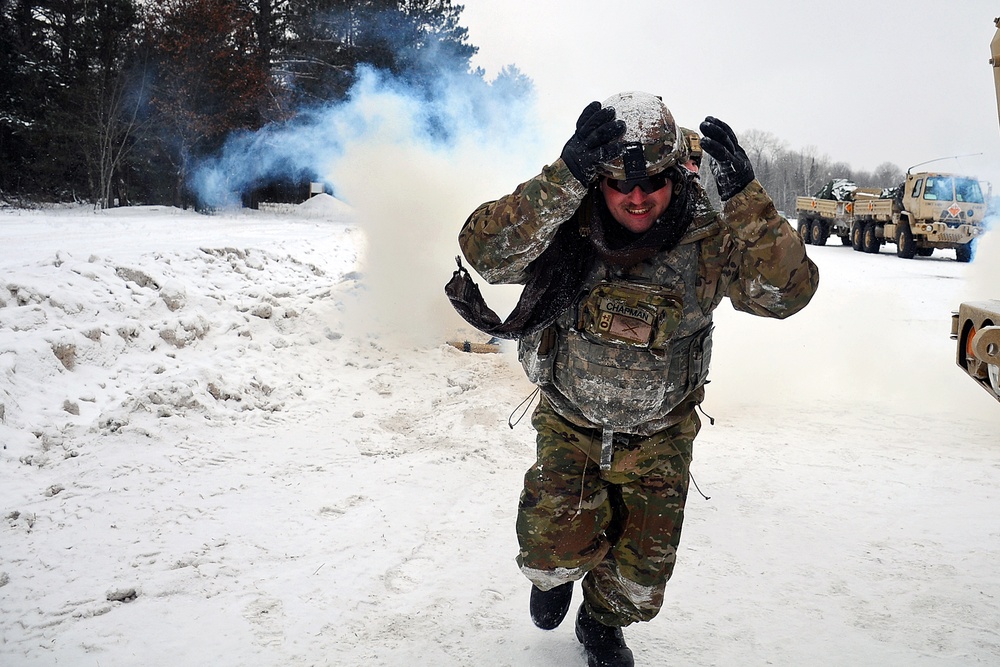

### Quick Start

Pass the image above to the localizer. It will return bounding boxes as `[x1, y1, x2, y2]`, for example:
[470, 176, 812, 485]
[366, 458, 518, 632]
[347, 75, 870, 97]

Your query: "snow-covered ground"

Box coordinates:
[1, 199, 998, 666]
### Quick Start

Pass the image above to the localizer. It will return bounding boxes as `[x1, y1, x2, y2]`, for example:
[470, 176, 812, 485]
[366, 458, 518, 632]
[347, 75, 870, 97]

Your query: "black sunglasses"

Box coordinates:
[604, 173, 670, 195]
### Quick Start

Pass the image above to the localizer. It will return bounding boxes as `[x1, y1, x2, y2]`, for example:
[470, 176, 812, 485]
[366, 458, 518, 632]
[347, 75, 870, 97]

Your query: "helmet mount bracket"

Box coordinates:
[622, 143, 648, 181]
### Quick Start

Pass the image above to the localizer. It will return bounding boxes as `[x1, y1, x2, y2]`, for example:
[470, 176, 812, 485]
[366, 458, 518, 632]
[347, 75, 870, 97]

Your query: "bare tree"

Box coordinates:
[89, 65, 149, 208]
[872, 161, 905, 187]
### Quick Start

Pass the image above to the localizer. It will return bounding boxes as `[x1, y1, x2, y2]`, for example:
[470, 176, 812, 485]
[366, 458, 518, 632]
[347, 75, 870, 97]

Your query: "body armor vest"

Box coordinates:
[518, 241, 712, 439]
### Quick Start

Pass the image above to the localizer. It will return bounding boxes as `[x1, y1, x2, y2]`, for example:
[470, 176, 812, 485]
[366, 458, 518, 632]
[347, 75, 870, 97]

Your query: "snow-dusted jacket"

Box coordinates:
[459, 158, 819, 435]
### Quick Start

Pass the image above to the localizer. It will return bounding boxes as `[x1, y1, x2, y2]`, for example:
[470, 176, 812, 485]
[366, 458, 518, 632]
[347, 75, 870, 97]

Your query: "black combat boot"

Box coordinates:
[574, 603, 634, 667]
[529, 582, 573, 630]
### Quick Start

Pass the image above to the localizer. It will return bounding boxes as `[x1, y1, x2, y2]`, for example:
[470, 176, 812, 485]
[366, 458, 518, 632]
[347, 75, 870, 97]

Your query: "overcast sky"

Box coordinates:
[460, 0, 1000, 187]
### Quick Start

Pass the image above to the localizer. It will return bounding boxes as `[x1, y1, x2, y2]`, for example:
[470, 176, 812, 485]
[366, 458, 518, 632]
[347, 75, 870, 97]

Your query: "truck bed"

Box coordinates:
[795, 196, 850, 219]
[852, 197, 895, 220]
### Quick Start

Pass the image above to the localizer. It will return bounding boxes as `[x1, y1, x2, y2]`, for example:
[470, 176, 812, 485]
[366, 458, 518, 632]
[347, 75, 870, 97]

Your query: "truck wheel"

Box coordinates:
[956, 242, 974, 263]
[851, 221, 865, 251]
[862, 223, 880, 253]
[840, 234, 851, 246]
[917, 247, 934, 257]
[798, 218, 812, 244]
[895, 224, 916, 259]
[810, 219, 828, 246]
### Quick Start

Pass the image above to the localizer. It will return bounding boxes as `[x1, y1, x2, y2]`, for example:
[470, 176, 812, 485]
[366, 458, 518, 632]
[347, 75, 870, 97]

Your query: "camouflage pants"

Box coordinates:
[516, 397, 699, 627]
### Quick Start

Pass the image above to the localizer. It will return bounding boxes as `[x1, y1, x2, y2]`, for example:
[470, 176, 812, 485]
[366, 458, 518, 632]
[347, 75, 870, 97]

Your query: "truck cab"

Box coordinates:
[892, 171, 988, 261]
[901, 172, 987, 228]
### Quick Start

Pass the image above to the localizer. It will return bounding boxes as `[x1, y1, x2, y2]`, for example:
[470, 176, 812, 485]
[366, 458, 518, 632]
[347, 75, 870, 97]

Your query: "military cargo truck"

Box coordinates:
[795, 197, 850, 245]
[858, 172, 987, 261]
[795, 179, 883, 247]
[796, 172, 988, 261]
[794, 179, 856, 246]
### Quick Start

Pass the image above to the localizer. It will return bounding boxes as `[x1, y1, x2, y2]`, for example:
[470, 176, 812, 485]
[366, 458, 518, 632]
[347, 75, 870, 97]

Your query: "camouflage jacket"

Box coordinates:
[459, 158, 819, 434]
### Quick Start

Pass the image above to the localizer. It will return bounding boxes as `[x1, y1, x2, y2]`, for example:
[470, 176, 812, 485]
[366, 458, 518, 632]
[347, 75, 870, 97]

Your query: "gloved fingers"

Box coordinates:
[700, 116, 738, 146]
[561, 102, 626, 185]
[579, 106, 621, 137]
[699, 116, 738, 160]
[574, 101, 604, 132]
[583, 118, 626, 150]
[699, 137, 731, 164]
[701, 116, 736, 139]
[700, 115, 754, 200]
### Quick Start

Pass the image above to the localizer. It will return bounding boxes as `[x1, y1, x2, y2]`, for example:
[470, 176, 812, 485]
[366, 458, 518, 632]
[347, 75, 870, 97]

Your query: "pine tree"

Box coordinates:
[143, 0, 276, 207]
[0, 0, 68, 198]
[281, 0, 477, 105]
[0, 0, 143, 202]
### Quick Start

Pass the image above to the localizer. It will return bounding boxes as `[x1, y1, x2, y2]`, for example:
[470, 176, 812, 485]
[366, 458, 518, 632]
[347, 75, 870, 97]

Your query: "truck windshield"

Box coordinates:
[954, 178, 985, 203]
[922, 177, 953, 201]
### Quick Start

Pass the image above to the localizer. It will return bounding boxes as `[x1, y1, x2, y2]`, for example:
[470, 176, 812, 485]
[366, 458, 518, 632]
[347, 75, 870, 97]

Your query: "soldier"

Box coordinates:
[446, 91, 818, 667]
[681, 126, 702, 173]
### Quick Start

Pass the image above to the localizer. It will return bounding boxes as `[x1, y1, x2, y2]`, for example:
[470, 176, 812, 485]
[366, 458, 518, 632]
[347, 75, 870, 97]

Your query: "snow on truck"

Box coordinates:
[794, 179, 858, 247]
[948, 15, 1000, 404]
[795, 172, 988, 262]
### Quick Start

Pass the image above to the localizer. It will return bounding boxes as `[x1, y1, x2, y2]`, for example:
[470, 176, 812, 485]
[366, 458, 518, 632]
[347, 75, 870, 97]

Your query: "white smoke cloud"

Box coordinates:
[967, 225, 1000, 301]
[190, 65, 550, 347]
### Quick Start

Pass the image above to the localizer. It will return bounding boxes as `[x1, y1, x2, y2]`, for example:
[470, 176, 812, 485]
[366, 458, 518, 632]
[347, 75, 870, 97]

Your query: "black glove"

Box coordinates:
[560, 101, 626, 186]
[699, 116, 754, 200]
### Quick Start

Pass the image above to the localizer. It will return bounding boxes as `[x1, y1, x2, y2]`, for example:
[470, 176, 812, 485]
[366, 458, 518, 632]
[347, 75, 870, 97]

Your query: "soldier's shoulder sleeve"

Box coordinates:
[458, 158, 588, 285]
[678, 183, 733, 315]
[719, 180, 819, 319]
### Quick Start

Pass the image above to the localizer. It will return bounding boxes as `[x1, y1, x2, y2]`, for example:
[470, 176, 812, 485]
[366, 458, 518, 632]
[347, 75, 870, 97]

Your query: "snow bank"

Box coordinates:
[297, 193, 355, 218]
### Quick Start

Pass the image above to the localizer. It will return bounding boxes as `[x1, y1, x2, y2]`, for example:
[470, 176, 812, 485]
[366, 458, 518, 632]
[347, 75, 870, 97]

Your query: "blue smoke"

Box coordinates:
[189, 64, 535, 209]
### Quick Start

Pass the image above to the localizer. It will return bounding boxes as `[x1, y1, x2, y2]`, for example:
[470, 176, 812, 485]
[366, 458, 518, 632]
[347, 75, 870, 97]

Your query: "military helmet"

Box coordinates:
[596, 91, 688, 181]
[681, 127, 702, 168]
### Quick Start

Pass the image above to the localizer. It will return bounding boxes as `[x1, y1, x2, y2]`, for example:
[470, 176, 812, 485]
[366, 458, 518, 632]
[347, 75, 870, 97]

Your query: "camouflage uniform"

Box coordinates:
[459, 156, 818, 626]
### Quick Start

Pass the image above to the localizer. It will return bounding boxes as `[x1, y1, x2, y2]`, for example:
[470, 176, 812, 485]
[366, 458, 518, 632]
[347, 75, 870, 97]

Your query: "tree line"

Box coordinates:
[1, 0, 905, 212]
[0, 0, 479, 208]
[717, 129, 906, 216]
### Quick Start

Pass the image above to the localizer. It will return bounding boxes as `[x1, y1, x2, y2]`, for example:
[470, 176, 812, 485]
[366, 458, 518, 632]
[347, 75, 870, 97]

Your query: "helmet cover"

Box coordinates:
[597, 91, 688, 180]
[681, 127, 702, 167]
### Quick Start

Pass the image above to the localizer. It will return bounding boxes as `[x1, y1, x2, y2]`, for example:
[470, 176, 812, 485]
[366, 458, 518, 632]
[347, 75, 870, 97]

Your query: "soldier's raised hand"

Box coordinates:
[561, 101, 626, 186]
[699, 116, 754, 200]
